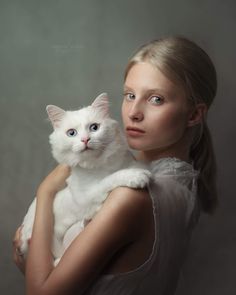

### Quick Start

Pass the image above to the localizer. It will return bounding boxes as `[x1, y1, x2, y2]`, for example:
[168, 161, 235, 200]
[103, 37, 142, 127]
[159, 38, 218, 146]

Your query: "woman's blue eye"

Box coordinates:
[125, 93, 135, 100]
[66, 128, 77, 137]
[149, 96, 163, 105]
[89, 123, 100, 132]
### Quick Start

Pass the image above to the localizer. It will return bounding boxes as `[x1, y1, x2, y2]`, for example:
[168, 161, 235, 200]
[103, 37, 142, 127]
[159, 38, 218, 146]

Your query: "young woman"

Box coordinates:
[13, 36, 218, 295]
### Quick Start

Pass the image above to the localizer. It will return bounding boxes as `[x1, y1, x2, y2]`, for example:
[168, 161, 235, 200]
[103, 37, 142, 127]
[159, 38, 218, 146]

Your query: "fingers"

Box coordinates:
[12, 226, 26, 274]
[52, 164, 71, 183]
[13, 249, 25, 274]
[37, 164, 71, 195]
[12, 225, 23, 251]
[56, 164, 71, 174]
[50, 164, 71, 178]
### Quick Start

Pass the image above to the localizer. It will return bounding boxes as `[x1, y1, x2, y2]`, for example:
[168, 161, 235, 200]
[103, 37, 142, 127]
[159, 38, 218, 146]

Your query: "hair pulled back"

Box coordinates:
[125, 36, 218, 213]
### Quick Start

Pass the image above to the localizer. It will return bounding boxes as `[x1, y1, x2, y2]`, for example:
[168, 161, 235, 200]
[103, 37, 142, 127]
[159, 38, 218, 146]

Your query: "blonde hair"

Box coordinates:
[125, 36, 218, 214]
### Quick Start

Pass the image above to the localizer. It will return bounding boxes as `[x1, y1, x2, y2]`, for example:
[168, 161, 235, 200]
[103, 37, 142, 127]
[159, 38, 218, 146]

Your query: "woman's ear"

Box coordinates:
[188, 103, 208, 127]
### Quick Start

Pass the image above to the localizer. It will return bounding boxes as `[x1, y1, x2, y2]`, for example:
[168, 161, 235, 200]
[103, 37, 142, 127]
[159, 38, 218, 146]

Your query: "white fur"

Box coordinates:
[20, 93, 151, 265]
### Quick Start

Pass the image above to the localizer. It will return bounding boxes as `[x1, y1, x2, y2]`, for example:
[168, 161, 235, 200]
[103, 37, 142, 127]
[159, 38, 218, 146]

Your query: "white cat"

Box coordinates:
[20, 93, 151, 265]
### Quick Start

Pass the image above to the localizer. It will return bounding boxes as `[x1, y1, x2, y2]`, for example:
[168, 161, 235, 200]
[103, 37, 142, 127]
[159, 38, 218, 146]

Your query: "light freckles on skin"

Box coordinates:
[122, 62, 192, 156]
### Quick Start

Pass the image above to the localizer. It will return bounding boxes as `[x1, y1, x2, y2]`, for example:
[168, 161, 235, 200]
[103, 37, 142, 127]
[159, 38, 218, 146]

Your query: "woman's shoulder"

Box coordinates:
[106, 186, 152, 218]
[103, 186, 153, 234]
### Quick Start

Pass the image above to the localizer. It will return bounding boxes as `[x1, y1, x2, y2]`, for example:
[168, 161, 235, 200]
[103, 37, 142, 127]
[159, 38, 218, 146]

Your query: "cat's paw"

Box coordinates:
[116, 168, 151, 189]
[126, 169, 151, 188]
[19, 231, 30, 257]
[19, 240, 27, 255]
[54, 258, 61, 267]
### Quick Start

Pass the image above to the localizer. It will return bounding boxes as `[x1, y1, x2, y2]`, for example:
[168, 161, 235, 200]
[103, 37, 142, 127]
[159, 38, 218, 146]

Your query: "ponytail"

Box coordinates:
[190, 122, 218, 213]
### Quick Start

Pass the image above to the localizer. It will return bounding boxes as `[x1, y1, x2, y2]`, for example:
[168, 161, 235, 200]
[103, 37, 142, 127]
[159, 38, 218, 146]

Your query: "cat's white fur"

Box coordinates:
[20, 93, 151, 265]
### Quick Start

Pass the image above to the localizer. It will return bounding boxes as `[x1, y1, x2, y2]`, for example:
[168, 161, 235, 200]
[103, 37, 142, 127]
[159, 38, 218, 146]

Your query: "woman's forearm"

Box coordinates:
[25, 191, 55, 294]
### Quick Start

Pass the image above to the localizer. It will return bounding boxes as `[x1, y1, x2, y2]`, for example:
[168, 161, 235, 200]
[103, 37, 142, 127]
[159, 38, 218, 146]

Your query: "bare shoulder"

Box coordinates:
[105, 186, 151, 213]
[98, 187, 152, 232]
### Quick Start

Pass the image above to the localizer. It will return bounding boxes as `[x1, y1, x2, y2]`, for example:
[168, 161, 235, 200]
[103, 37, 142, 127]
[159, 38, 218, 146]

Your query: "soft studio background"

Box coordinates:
[0, 0, 235, 294]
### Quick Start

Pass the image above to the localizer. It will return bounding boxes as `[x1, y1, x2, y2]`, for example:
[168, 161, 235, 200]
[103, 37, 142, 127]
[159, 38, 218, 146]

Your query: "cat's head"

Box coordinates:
[47, 93, 124, 169]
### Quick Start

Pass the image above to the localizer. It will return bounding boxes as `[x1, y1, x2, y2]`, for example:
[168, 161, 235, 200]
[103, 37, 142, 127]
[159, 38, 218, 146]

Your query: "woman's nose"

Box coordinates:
[128, 103, 144, 122]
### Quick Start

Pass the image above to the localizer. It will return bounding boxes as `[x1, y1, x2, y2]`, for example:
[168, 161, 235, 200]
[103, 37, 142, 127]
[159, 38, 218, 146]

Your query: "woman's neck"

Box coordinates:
[136, 149, 189, 163]
[136, 134, 191, 164]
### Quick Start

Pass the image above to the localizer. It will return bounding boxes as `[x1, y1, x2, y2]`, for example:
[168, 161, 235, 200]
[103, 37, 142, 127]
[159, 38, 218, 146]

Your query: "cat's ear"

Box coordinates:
[91, 93, 110, 117]
[46, 105, 66, 128]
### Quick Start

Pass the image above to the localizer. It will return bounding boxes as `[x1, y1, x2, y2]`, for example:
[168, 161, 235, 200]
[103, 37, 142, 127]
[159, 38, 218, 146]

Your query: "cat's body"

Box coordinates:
[20, 93, 151, 264]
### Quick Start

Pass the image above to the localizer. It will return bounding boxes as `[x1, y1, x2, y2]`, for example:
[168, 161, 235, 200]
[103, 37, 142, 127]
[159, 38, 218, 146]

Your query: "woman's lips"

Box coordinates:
[126, 126, 145, 137]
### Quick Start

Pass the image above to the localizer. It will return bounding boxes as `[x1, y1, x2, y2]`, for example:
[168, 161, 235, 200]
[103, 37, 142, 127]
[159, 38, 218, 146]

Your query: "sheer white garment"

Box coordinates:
[84, 157, 200, 295]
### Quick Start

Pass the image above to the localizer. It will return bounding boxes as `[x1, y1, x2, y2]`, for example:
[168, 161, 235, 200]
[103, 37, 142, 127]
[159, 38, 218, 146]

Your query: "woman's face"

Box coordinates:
[122, 62, 192, 159]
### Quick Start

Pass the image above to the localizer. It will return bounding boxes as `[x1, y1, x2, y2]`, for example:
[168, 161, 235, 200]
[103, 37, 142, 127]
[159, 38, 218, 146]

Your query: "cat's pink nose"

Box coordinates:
[81, 137, 90, 145]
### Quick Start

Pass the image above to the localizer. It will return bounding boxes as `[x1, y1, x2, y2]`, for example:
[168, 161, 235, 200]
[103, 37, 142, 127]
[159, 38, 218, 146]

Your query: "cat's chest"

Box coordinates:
[68, 168, 109, 192]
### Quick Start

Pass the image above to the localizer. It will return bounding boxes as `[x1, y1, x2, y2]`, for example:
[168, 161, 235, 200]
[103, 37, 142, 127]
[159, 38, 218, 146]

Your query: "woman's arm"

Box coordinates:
[25, 164, 70, 293]
[22, 165, 149, 295]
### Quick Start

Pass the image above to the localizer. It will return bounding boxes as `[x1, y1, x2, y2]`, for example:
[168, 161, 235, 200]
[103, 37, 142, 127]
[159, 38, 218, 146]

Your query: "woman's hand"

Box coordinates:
[12, 226, 26, 274]
[37, 164, 71, 197]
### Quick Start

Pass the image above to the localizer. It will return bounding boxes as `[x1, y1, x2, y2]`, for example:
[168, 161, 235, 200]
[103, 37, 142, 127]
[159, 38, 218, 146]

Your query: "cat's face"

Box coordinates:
[47, 94, 119, 168]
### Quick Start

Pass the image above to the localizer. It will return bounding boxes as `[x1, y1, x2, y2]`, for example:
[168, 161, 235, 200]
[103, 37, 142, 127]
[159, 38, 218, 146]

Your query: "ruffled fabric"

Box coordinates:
[150, 157, 200, 232]
[151, 157, 199, 191]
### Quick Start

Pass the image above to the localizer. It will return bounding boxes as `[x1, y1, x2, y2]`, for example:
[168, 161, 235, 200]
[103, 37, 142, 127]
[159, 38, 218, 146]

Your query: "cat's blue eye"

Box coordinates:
[66, 128, 77, 137]
[149, 95, 163, 105]
[89, 123, 100, 132]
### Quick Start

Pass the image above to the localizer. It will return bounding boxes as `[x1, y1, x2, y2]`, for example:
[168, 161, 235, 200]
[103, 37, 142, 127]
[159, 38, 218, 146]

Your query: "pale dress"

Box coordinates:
[84, 157, 200, 295]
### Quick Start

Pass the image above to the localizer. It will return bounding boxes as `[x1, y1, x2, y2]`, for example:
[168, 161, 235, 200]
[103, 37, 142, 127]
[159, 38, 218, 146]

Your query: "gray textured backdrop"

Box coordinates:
[1, 0, 235, 294]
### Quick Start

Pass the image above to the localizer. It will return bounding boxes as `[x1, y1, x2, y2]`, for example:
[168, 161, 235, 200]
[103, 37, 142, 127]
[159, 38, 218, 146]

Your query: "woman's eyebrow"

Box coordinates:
[123, 86, 173, 98]
[143, 88, 170, 96]
[123, 85, 133, 91]
[146, 88, 170, 96]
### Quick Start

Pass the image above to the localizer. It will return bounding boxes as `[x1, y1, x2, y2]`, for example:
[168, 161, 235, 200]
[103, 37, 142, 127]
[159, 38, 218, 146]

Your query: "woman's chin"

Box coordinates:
[126, 139, 144, 151]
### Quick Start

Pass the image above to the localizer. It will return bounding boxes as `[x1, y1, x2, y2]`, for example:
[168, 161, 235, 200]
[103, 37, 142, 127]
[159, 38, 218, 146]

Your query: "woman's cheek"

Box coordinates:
[150, 110, 188, 145]
[121, 102, 129, 125]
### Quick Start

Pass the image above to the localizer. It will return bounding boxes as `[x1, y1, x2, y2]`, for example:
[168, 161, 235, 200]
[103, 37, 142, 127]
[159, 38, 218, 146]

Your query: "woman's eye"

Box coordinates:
[149, 96, 163, 105]
[124, 93, 135, 100]
[66, 128, 77, 137]
[89, 123, 100, 132]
